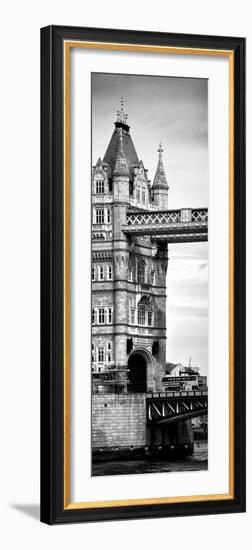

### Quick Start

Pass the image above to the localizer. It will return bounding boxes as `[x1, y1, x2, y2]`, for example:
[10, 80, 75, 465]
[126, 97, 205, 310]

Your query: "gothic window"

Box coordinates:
[98, 308, 105, 324]
[98, 348, 104, 363]
[138, 305, 146, 326]
[137, 260, 146, 284]
[107, 353, 111, 363]
[107, 265, 112, 280]
[150, 270, 155, 285]
[147, 311, 153, 326]
[96, 179, 104, 194]
[92, 265, 95, 281]
[98, 265, 104, 280]
[107, 307, 112, 324]
[136, 189, 140, 202]
[107, 208, 111, 223]
[96, 208, 104, 224]
[142, 190, 146, 203]
[107, 342, 111, 351]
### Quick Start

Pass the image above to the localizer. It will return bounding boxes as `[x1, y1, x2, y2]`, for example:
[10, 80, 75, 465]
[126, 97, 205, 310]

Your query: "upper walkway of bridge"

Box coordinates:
[122, 207, 208, 243]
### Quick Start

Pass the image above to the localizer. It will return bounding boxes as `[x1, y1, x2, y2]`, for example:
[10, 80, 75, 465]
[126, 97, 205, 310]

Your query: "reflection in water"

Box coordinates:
[92, 441, 208, 477]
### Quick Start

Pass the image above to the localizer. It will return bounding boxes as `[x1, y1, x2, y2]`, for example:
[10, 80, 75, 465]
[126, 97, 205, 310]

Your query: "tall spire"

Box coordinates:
[153, 143, 168, 189]
[113, 128, 129, 177]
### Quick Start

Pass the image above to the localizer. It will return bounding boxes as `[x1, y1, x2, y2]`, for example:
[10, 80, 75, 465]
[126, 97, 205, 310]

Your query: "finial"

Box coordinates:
[158, 142, 164, 155]
[116, 97, 129, 126]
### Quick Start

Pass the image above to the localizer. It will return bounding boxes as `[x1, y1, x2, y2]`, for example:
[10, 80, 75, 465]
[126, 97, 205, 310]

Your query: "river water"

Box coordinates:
[92, 440, 208, 476]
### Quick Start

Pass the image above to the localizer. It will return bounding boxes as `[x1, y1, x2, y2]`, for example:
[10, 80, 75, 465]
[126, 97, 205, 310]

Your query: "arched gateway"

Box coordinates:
[128, 349, 153, 393]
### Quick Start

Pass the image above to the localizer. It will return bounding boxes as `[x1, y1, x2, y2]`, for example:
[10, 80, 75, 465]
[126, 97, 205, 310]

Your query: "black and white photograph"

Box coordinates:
[91, 73, 208, 476]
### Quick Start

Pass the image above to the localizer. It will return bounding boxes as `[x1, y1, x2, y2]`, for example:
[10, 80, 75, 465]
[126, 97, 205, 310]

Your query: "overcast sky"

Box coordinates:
[92, 73, 208, 375]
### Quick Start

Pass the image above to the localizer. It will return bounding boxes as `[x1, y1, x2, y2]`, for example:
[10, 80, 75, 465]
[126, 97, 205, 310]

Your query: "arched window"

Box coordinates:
[138, 305, 146, 326]
[130, 308, 135, 324]
[98, 265, 104, 280]
[137, 260, 145, 284]
[107, 342, 112, 363]
[98, 348, 104, 363]
[147, 311, 153, 326]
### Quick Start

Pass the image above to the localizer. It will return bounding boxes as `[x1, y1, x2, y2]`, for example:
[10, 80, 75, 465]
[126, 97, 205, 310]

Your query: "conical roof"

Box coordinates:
[103, 98, 139, 179]
[153, 143, 168, 190]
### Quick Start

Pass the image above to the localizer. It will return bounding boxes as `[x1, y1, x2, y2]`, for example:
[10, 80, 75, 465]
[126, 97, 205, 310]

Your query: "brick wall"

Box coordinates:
[92, 393, 146, 449]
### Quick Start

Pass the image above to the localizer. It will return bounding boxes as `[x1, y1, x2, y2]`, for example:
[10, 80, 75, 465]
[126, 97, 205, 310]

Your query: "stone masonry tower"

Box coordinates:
[92, 99, 169, 394]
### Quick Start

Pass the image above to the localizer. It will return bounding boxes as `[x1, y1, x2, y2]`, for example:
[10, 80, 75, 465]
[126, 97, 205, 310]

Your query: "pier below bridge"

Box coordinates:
[92, 389, 208, 461]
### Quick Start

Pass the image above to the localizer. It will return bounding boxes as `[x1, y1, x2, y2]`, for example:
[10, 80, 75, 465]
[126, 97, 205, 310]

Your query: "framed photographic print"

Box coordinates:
[40, 26, 246, 524]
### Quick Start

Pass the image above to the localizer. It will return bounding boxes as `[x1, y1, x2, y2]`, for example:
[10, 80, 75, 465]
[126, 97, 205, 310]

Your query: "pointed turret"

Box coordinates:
[103, 98, 139, 182]
[153, 143, 168, 189]
[153, 143, 169, 209]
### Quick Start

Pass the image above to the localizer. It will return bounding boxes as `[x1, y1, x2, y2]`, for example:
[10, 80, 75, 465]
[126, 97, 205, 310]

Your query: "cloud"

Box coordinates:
[168, 257, 208, 285]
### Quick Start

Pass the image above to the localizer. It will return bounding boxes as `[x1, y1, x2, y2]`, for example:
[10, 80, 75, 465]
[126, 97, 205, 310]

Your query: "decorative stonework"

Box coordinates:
[92, 252, 113, 261]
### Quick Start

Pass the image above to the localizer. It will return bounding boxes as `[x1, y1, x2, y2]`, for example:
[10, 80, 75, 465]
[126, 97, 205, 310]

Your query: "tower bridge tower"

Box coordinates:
[92, 99, 169, 394]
